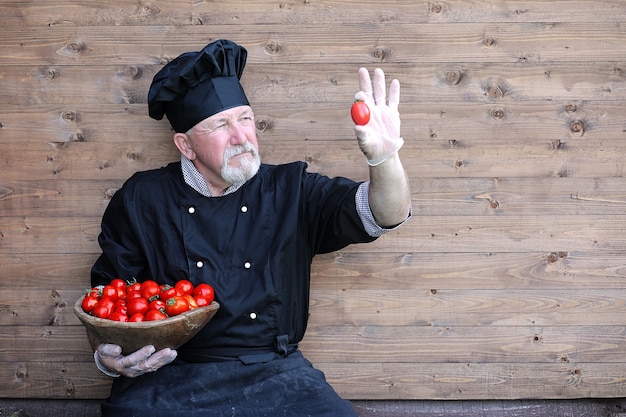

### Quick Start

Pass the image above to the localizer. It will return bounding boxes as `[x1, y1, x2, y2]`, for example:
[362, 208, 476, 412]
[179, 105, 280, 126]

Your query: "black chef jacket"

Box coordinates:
[91, 161, 376, 359]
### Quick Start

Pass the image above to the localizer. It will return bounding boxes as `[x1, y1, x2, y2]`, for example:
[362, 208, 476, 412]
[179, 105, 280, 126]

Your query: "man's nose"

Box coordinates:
[229, 121, 248, 144]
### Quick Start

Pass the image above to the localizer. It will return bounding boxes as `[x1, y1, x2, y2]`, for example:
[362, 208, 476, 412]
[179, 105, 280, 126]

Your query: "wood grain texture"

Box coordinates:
[1, 0, 625, 403]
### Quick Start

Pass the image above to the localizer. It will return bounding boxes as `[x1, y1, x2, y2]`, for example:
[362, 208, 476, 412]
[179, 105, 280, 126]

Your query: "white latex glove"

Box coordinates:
[94, 343, 177, 378]
[353, 67, 403, 166]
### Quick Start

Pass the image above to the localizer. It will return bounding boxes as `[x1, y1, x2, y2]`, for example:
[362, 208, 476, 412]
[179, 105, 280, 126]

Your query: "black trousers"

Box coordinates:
[100, 351, 358, 417]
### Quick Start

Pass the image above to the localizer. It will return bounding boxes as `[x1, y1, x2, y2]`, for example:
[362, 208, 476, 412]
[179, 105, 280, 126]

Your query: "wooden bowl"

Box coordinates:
[74, 295, 220, 355]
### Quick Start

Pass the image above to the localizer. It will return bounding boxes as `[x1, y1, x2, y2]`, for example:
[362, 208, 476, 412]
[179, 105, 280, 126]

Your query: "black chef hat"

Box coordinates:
[148, 39, 250, 133]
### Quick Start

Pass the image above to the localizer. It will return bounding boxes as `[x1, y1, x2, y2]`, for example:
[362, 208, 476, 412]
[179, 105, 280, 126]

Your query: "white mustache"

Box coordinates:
[224, 143, 257, 160]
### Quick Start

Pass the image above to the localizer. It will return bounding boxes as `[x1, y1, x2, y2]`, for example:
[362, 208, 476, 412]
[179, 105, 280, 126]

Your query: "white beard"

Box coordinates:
[221, 143, 261, 186]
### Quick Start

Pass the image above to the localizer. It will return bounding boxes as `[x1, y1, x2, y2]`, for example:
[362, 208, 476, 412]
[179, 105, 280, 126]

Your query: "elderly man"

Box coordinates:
[89, 39, 410, 417]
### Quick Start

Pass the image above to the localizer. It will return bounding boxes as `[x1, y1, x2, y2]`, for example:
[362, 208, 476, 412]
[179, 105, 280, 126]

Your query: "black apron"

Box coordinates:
[101, 351, 358, 417]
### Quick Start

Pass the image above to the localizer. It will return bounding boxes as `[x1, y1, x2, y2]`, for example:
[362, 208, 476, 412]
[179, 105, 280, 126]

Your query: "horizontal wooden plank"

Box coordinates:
[0, 216, 101, 254]
[0, 180, 120, 218]
[3, 0, 626, 28]
[3, 286, 625, 327]
[2, 23, 626, 66]
[0, 288, 85, 326]
[1, 360, 110, 399]
[0, 254, 95, 287]
[4, 96, 625, 142]
[311, 251, 626, 290]
[316, 361, 626, 400]
[3, 324, 624, 365]
[1, 358, 624, 400]
[300, 325, 626, 364]
[307, 288, 626, 326]
[2, 121, 626, 181]
[2, 249, 626, 292]
[0, 399, 101, 417]
[0, 398, 620, 417]
[2, 97, 624, 142]
[352, 399, 624, 417]
[2, 62, 625, 106]
[3, 213, 626, 254]
[0, 326, 92, 363]
[3, 175, 626, 218]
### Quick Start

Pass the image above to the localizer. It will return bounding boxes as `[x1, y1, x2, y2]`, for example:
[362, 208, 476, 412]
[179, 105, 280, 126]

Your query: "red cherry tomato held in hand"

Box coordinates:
[351, 101, 370, 125]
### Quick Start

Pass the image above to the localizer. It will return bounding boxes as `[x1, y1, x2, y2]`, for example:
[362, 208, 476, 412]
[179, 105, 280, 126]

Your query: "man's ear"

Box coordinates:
[174, 133, 195, 160]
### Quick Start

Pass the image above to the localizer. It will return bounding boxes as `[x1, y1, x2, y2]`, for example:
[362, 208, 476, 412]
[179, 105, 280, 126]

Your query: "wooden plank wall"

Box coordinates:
[1, 0, 626, 403]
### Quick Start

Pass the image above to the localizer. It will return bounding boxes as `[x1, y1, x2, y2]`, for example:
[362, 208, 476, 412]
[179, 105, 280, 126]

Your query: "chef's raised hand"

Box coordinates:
[353, 68, 403, 166]
[94, 343, 177, 378]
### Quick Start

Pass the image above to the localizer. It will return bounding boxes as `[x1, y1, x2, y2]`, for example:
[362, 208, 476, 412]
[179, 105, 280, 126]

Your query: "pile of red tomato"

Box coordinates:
[81, 278, 215, 322]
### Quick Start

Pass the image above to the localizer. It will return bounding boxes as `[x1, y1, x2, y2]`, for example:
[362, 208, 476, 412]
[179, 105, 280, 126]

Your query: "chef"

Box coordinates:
[89, 39, 411, 417]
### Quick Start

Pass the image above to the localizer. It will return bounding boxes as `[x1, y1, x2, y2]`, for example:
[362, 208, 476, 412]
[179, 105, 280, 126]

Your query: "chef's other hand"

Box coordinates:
[94, 343, 177, 378]
[353, 67, 403, 166]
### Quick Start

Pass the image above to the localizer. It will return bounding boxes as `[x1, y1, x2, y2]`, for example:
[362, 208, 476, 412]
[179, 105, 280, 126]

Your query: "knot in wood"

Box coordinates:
[15, 368, 28, 379]
[565, 103, 577, 113]
[445, 70, 462, 86]
[490, 108, 504, 120]
[551, 139, 563, 150]
[126, 151, 143, 161]
[265, 41, 281, 55]
[140, 3, 160, 15]
[430, 3, 443, 13]
[255, 119, 271, 132]
[489, 200, 500, 209]
[104, 188, 117, 200]
[547, 252, 559, 263]
[454, 160, 463, 168]
[371, 47, 390, 62]
[483, 37, 496, 47]
[487, 83, 504, 100]
[43, 68, 57, 80]
[66, 41, 83, 54]
[570, 120, 585, 134]
[122, 65, 143, 80]
[62, 110, 78, 123]
[73, 131, 86, 142]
